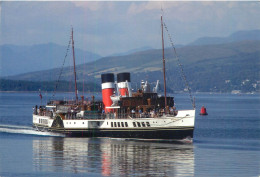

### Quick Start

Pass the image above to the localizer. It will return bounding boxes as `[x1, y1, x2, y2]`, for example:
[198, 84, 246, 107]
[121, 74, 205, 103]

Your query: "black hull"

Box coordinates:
[65, 129, 194, 140]
[34, 125, 194, 140]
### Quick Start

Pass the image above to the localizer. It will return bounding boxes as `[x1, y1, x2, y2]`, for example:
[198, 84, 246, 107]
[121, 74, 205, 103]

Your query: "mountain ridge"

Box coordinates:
[0, 43, 101, 76]
[1, 29, 260, 77]
[1, 30, 260, 93]
[188, 29, 260, 46]
[3, 40, 260, 93]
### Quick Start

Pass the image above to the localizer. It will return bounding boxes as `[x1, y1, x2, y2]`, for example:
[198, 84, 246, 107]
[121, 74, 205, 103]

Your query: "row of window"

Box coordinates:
[133, 122, 150, 127]
[110, 121, 151, 128]
[39, 119, 48, 125]
[64, 121, 151, 128]
[111, 122, 128, 128]
[66, 122, 79, 125]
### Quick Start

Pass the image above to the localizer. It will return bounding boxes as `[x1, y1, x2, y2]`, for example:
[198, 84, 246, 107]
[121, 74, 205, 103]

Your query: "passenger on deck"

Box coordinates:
[131, 109, 135, 118]
[170, 107, 174, 114]
[150, 109, 155, 118]
[144, 111, 149, 118]
[68, 108, 71, 119]
[50, 110, 53, 118]
[139, 109, 142, 118]
[71, 109, 74, 119]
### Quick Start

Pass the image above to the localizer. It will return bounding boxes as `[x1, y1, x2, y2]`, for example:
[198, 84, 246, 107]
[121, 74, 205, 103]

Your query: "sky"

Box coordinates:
[1, 1, 260, 56]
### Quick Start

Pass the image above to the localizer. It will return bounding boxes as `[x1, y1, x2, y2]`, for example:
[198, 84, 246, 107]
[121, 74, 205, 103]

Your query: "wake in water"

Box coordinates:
[0, 124, 65, 137]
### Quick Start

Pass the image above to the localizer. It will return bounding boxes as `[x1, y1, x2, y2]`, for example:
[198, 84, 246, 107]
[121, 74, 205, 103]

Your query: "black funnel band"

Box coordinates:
[101, 73, 114, 83]
[117, 72, 131, 83]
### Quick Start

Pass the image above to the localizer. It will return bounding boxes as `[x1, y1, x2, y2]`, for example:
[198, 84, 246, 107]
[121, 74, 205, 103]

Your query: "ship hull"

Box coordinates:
[33, 109, 195, 140]
[33, 124, 194, 140]
[64, 128, 194, 140]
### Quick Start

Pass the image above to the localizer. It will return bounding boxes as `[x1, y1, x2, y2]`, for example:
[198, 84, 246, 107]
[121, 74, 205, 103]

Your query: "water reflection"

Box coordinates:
[33, 137, 194, 176]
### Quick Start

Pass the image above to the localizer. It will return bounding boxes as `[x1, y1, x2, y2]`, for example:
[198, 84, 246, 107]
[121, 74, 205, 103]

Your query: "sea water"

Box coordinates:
[0, 92, 259, 176]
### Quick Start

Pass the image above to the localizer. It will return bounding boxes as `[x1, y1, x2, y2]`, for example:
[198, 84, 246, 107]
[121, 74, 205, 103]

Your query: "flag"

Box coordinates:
[39, 89, 42, 99]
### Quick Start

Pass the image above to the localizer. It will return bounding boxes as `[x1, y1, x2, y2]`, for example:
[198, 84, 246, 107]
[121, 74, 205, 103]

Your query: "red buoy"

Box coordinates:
[200, 106, 208, 115]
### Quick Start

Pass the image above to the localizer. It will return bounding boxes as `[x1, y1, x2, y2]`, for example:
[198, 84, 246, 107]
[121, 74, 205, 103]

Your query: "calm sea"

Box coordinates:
[0, 92, 259, 177]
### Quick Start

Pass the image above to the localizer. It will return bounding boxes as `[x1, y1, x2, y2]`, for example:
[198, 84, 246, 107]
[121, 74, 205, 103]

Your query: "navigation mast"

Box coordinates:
[161, 16, 167, 108]
[71, 27, 78, 103]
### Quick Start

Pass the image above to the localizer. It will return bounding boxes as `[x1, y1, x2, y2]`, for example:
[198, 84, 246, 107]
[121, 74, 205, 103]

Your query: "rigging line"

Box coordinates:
[160, 6, 179, 95]
[83, 59, 85, 96]
[162, 21, 195, 109]
[52, 33, 72, 100]
[160, 6, 182, 95]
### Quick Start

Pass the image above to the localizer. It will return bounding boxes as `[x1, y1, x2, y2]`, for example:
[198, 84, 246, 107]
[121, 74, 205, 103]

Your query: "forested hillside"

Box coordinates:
[4, 40, 259, 93]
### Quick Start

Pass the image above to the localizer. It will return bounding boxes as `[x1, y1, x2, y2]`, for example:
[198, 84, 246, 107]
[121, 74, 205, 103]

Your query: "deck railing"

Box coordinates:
[34, 111, 178, 120]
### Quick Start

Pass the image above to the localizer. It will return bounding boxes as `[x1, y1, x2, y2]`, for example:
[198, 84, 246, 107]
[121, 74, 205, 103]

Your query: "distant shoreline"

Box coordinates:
[0, 91, 100, 94]
[0, 90, 259, 95]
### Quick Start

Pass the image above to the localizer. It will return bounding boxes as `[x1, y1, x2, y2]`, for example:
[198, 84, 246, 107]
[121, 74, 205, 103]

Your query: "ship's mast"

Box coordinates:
[161, 16, 167, 108]
[71, 27, 78, 103]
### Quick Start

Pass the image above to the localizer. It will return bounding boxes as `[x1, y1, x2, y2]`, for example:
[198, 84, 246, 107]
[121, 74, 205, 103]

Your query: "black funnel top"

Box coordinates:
[101, 73, 114, 83]
[117, 72, 131, 83]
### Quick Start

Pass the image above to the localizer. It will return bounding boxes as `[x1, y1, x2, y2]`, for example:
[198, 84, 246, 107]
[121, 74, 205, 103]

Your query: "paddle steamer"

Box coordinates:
[32, 16, 196, 140]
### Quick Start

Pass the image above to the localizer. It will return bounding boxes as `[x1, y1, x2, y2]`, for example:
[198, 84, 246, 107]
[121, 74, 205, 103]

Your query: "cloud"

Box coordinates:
[73, 1, 102, 11]
[127, 2, 154, 15]
[1, 1, 260, 56]
[127, 2, 184, 15]
[73, 1, 116, 12]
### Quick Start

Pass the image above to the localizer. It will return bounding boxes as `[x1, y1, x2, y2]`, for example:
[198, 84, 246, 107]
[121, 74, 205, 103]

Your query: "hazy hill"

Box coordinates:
[189, 29, 260, 46]
[5, 40, 260, 93]
[110, 46, 154, 57]
[1, 29, 258, 77]
[0, 43, 101, 76]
